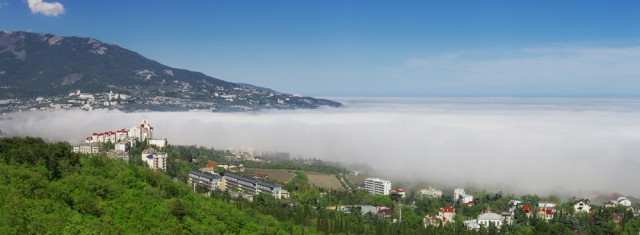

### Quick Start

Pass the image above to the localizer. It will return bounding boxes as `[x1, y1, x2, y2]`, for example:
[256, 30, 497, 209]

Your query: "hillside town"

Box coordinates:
[65, 120, 639, 234]
[0, 83, 336, 114]
[346, 177, 639, 232]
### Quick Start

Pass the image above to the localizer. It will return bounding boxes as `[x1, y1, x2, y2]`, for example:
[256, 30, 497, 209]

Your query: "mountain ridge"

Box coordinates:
[0, 30, 341, 112]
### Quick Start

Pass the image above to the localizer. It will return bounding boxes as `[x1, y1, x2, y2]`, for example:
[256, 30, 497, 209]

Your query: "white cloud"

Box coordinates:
[27, 0, 65, 16]
[2, 98, 640, 198]
[0, 2, 9, 8]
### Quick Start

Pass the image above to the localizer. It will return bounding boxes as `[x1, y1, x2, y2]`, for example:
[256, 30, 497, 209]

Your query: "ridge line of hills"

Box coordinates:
[0, 30, 341, 112]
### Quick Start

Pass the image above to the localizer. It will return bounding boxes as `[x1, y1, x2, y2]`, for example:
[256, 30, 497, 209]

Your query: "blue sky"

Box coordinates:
[2, 1, 640, 97]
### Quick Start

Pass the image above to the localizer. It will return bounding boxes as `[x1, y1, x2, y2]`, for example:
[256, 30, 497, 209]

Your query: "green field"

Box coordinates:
[246, 168, 345, 190]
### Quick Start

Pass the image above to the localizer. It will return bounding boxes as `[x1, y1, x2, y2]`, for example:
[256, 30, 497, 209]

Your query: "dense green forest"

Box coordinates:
[2, 137, 640, 234]
[0, 137, 313, 234]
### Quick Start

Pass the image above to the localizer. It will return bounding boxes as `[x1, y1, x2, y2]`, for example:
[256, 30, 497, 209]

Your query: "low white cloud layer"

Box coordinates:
[2, 98, 640, 197]
[27, 0, 65, 16]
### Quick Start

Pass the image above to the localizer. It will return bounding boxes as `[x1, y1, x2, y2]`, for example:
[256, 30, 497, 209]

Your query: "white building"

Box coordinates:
[477, 212, 503, 228]
[617, 197, 632, 207]
[73, 143, 100, 154]
[129, 120, 153, 141]
[454, 188, 466, 200]
[364, 178, 392, 195]
[574, 199, 591, 213]
[141, 147, 167, 171]
[463, 220, 481, 230]
[149, 138, 168, 148]
[454, 188, 474, 204]
[115, 142, 130, 152]
[418, 186, 442, 198]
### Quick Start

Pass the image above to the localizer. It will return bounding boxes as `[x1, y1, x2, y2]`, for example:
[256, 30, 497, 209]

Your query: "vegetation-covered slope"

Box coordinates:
[0, 137, 308, 234]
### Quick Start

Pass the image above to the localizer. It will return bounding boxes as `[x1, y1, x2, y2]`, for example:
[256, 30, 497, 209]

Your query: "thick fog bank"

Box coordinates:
[2, 97, 640, 197]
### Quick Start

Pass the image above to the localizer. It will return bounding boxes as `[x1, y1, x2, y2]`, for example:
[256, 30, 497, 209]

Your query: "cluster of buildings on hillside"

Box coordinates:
[2, 90, 131, 112]
[187, 162, 289, 200]
[355, 178, 637, 231]
[422, 194, 637, 231]
[72, 120, 169, 171]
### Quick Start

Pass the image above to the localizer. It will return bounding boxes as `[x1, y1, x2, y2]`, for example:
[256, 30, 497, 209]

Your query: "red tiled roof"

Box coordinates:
[439, 206, 455, 213]
[206, 162, 218, 168]
[393, 189, 405, 192]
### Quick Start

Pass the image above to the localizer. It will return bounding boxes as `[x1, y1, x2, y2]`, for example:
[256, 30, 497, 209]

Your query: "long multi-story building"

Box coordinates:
[188, 170, 224, 193]
[364, 178, 392, 195]
[223, 172, 289, 199]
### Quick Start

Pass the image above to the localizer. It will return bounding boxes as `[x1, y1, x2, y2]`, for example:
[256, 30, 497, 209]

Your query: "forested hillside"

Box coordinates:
[0, 137, 311, 234]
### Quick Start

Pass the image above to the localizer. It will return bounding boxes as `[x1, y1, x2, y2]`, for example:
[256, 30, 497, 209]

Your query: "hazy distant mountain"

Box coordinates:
[0, 31, 341, 111]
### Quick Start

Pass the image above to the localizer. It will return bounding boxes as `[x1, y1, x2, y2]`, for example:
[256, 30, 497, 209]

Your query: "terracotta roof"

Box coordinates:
[206, 161, 218, 168]
[439, 206, 455, 213]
